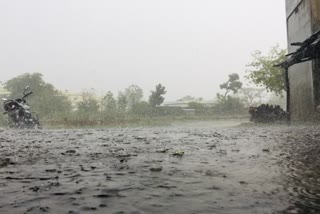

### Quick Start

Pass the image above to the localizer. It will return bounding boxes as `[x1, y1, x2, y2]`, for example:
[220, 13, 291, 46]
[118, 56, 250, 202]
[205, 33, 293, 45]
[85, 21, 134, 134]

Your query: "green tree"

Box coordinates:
[213, 94, 246, 115]
[220, 73, 243, 98]
[246, 45, 287, 95]
[4, 73, 72, 118]
[239, 88, 266, 107]
[117, 91, 128, 112]
[149, 84, 167, 107]
[214, 73, 245, 115]
[124, 85, 143, 109]
[76, 93, 99, 119]
[188, 102, 206, 115]
[130, 101, 153, 117]
[103, 91, 117, 112]
[102, 91, 117, 120]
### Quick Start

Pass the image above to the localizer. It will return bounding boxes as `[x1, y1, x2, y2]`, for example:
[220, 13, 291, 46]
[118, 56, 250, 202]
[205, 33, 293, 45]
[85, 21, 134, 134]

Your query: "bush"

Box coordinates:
[212, 95, 247, 115]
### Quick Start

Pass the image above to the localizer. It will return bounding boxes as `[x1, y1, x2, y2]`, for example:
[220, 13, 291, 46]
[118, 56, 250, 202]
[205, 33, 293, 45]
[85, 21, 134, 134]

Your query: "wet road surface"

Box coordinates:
[0, 125, 320, 214]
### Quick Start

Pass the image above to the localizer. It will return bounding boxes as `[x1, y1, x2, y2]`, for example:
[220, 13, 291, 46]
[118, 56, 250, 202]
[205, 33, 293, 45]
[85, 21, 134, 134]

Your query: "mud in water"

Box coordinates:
[0, 124, 320, 214]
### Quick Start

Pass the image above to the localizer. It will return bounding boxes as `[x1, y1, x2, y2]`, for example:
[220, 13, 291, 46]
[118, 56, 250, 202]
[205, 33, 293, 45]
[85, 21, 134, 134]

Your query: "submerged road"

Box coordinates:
[0, 124, 319, 214]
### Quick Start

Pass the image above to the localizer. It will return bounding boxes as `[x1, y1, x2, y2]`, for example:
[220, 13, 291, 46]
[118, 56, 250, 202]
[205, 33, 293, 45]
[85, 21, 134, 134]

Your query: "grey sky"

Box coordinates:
[0, 0, 287, 101]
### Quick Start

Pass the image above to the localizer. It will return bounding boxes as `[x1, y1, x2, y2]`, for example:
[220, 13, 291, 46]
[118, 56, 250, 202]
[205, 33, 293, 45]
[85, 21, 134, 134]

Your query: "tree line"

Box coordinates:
[0, 45, 286, 126]
[0, 73, 172, 126]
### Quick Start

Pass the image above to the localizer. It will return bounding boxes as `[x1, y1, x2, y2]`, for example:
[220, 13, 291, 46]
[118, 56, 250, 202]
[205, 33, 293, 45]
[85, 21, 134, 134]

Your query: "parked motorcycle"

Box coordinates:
[2, 86, 41, 129]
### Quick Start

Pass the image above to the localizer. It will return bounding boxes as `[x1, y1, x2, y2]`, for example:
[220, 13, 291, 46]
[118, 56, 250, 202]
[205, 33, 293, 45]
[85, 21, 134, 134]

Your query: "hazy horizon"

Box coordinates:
[0, 0, 287, 101]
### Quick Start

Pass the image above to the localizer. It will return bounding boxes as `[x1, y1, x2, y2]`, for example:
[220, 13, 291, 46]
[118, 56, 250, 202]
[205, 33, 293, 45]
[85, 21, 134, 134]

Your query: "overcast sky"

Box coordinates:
[0, 0, 287, 101]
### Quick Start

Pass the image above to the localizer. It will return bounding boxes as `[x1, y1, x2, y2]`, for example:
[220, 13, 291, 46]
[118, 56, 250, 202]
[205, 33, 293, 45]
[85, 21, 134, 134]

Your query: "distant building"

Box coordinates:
[285, 0, 320, 120]
[62, 91, 84, 108]
[163, 100, 216, 116]
[62, 90, 104, 110]
[163, 100, 216, 108]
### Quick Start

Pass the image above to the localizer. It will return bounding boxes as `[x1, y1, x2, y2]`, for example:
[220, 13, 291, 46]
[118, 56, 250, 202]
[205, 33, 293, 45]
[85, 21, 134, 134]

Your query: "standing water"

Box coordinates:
[0, 124, 319, 213]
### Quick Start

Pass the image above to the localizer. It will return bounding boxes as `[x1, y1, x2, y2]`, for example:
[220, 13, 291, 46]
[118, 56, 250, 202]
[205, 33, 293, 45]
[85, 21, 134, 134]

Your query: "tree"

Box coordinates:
[149, 84, 167, 107]
[246, 45, 287, 95]
[117, 91, 128, 112]
[101, 91, 117, 120]
[213, 94, 246, 115]
[130, 101, 153, 117]
[76, 93, 99, 119]
[214, 73, 245, 115]
[124, 85, 143, 109]
[102, 91, 117, 113]
[220, 73, 243, 97]
[4, 73, 72, 118]
[239, 88, 266, 107]
[188, 102, 206, 115]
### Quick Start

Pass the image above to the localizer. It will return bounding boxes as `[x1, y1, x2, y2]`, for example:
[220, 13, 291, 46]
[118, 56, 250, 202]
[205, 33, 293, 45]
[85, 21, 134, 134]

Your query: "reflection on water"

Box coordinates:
[280, 128, 320, 214]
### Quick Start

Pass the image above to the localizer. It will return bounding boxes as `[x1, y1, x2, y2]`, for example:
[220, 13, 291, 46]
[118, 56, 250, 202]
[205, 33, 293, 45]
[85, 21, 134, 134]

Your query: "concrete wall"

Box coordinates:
[286, 0, 315, 120]
[311, 0, 320, 110]
[311, 0, 320, 30]
[286, 0, 304, 15]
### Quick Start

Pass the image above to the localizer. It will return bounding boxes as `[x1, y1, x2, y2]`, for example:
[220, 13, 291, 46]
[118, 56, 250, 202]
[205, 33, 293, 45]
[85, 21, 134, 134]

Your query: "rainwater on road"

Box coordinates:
[0, 121, 319, 214]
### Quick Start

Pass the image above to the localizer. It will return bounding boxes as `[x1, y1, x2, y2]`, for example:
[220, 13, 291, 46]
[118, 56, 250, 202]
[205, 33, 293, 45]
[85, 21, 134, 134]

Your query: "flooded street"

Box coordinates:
[0, 123, 320, 214]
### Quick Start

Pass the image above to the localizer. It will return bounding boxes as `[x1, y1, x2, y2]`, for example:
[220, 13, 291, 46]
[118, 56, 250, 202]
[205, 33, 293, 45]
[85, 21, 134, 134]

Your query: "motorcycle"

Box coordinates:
[2, 86, 41, 129]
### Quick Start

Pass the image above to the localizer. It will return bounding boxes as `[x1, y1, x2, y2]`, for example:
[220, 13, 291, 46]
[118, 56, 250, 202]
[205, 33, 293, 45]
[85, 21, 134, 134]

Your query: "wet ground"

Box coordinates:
[0, 123, 320, 214]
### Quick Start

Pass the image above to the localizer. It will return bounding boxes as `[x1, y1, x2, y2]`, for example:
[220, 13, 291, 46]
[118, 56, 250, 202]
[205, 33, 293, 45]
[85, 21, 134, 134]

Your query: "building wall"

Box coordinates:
[311, 0, 320, 30]
[311, 0, 320, 110]
[286, 0, 315, 120]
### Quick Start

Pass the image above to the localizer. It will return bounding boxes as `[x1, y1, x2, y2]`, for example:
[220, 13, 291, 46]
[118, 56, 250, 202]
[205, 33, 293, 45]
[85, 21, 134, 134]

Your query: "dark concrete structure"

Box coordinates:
[286, 0, 320, 120]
